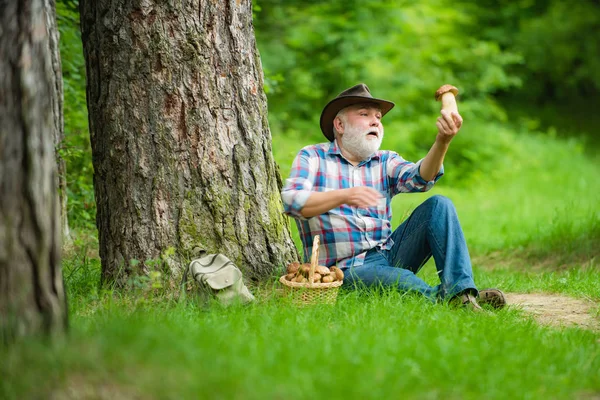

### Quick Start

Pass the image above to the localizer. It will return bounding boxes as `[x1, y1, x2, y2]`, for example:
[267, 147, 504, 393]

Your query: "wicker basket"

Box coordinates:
[279, 235, 343, 306]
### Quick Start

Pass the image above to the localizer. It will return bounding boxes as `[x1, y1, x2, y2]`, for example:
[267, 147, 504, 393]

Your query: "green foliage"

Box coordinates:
[256, 0, 522, 124]
[462, 0, 600, 100]
[124, 247, 178, 294]
[63, 248, 101, 301]
[56, 0, 95, 230]
[255, 0, 524, 183]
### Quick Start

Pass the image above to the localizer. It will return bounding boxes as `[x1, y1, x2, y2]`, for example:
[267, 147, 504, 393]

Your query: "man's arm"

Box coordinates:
[419, 110, 463, 181]
[282, 148, 383, 219]
[299, 187, 382, 218]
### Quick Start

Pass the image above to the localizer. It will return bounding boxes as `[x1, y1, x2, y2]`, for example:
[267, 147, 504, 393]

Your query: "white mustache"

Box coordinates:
[361, 127, 383, 138]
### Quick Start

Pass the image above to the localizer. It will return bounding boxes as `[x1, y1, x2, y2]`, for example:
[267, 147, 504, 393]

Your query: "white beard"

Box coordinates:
[340, 122, 384, 161]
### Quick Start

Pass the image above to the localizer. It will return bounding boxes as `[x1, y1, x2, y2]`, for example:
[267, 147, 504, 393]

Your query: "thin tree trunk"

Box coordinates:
[45, 0, 71, 245]
[0, 0, 67, 343]
[80, 0, 298, 286]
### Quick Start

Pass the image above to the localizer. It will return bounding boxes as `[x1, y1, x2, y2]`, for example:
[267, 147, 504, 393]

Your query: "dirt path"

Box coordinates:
[506, 293, 600, 331]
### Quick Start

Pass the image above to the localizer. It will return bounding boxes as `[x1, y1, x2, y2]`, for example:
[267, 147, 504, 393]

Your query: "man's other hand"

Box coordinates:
[345, 186, 382, 208]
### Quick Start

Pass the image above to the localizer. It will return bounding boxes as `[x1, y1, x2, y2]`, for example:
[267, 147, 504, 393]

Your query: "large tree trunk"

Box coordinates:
[0, 0, 67, 343]
[80, 0, 298, 286]
[45, 0, 71, 244]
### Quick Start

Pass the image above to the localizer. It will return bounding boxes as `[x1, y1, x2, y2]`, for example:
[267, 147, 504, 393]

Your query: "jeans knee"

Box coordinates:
[425, 195, 455, 211]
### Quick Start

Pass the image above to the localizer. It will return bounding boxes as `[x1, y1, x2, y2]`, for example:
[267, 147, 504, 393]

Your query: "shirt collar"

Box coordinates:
[328, 139, 342, 156]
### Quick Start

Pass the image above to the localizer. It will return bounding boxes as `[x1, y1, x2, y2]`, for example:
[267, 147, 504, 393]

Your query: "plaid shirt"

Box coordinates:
[281, 140, 443, 269]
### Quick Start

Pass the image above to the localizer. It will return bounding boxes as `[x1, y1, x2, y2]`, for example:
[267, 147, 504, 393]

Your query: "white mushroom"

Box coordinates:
[435, 84, 459, 114]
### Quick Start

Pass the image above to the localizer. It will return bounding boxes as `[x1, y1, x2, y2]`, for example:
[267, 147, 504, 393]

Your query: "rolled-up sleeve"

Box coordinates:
[281, 149, 316, 219]
[387, 152, 444, 195]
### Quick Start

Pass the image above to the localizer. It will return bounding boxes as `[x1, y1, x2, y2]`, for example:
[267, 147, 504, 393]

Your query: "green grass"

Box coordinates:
[2, 127, 599, 399]
[4, 224, 599, 399]
[2, 289, 599, 400]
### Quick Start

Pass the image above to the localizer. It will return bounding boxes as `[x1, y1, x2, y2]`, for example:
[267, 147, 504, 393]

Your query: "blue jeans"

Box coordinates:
[342, 195, 477, 301]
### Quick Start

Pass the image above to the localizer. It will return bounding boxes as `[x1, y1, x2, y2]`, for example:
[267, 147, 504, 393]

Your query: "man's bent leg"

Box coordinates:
[342, 248, 439, 301]
[387, 195, 477, 300]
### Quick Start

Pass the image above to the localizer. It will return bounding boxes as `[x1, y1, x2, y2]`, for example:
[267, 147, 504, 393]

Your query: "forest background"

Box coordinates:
[3, 0, 599, 398]
[59, 0, 599, 264]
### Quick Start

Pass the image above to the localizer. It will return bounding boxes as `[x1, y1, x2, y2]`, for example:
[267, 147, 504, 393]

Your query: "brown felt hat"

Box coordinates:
[319, 83, 395, 141]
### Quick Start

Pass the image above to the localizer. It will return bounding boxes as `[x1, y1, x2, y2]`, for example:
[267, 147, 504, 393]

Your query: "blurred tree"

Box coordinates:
[46, 0, 72, 244]
[0, 0, 68, 343]
[79, 0, 298, 286]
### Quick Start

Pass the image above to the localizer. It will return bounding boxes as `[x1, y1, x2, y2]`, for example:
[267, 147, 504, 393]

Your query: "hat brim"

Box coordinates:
[319, 96, 395, 141]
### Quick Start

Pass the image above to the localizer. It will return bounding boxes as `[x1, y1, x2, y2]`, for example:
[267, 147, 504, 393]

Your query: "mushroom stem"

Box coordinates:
[440, 91, 458, 114]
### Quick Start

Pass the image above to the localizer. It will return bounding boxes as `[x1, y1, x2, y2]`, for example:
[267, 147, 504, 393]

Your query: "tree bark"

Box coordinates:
[0, 0, 67, 343]
[45, 0, 71, 244]
[80, 0, 298, 285]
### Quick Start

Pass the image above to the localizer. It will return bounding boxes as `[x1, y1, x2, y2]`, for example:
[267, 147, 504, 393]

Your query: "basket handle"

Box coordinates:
[308, 235, 320, 286]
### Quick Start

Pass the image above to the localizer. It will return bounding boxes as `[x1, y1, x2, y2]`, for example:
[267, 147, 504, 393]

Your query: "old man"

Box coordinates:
[281, 83, 505, 310]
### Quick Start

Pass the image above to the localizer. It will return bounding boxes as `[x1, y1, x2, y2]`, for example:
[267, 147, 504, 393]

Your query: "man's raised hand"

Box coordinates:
[436, 109, 463, 144]
[434, 84, 463, 145]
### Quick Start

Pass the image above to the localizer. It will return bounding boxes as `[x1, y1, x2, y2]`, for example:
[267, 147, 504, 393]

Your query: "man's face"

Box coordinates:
[336, 105, 384, 161]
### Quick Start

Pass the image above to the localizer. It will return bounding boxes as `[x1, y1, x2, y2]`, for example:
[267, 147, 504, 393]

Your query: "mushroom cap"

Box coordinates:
[299, 263, 311, 277]
[286, 261, 300, 274]
[329, 266, 344, 281]
[435, 84, 459, 101]
[285, 272, 296, 281]
[315, 265, 331, 276]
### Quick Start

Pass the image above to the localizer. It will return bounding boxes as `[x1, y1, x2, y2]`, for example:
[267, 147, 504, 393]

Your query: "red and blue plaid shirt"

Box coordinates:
[281, 140, 443, 269]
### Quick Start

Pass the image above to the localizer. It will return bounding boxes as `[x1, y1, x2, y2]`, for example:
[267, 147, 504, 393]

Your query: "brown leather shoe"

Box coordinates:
[478, 288, 506, 309]
[451, 292, 483, 312]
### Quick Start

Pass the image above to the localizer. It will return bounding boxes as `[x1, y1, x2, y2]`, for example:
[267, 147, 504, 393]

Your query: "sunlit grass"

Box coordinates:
[2, 289, 599, 400]
[2, 121, 598, 400]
